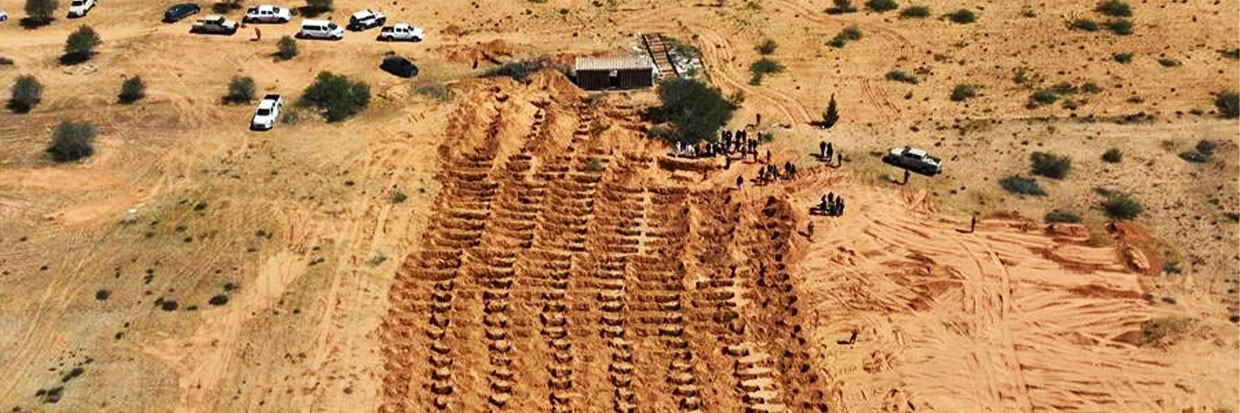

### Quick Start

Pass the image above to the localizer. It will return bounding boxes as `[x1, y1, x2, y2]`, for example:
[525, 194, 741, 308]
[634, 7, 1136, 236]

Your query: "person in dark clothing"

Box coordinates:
[765, 149, 771, 165]
[903, 169, 911, 185]
[970, 215, 977, 233]
[838, 198, 845, 216]
[736, 175, 744, 191]
[836, 152, 843, 167]
[825, 142, 834, 163]
[725, 155, 732, 169]
[819, 195, 828, 212]
[827, 192, 835, 206]
[819, 141, 827, 158]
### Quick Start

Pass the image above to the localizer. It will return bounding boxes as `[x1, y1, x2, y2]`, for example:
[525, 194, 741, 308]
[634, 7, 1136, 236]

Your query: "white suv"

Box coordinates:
[251, 95, 283, 130]
[243, 5, 291, 23]
[68, 0, 96, 18]
[378, 23, 424, 42]
[347, 9, 385, 31]
[297, 19, 344, 40]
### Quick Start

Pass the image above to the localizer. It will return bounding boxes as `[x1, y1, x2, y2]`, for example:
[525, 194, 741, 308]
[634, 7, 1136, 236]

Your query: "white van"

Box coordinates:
[297, 19, 344, 40]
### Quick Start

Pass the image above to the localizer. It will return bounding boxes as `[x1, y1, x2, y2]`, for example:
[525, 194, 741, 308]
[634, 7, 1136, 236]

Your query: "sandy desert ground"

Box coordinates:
[0, 0, 1237, 412]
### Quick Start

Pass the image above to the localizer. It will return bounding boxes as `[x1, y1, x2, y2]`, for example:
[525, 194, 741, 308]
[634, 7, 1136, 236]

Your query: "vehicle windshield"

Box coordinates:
[256, 109, 271, 116]
[327, 23, 338, 30]
[71, 1, 84, 6]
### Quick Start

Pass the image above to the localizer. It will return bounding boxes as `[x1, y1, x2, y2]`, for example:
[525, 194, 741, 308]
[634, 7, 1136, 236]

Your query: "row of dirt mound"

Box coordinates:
[376, 72, 827, 412]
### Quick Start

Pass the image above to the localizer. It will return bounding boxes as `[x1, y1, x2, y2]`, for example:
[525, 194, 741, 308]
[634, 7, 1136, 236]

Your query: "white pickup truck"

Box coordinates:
[377, 23, 424, 42]
[191, 15, 239, 35]
[67, 0, 96, 18]
[251, 95, 283, 130]
[243, 5, 291, 23]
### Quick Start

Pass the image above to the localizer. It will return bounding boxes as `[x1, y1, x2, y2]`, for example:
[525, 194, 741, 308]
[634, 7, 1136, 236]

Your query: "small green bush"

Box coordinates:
[1102, 148, 1123, 163]
[414, 84, 455, 102]
[1223, 48, 1240, 60]
[1030, 152, 1072, 179]
[299, 71, 371, 122]
[945, 9, 976, 24]
[899, 5, 929, 18]
[1106, 19, 1133, 35]
[276, 35, 298, 60]
[885, 70, 918, 84]
[748, 57, 785, 85]
[118, 76, 146, 104]
[1113, 52, 1133, 64]
[656, 78, 735, 145]
[1096, 0, 1131, 17]
[1195, 140, 1216, 157]
[305, 0, 332, 13]
[826, 0, 857, 14]
[482, 58, 555, 82]
[391, 191, 408, 203]
[9, 75, 44, 113]
[950, 84, 978, 102]
[223, 75, 256, 104]
[1081, 82, 1102, 94]
[1157, 58, 1179, 67]
[1030, 89, 1059, 106]
[1102, 193, 1143, 220]
[24, 0, 58, 26]
[1045, 209, 1082, 224]
[62, 25, 101, 64]
[756, 39, 777, 55]
[822, 94, 839, 129]
[47, 121, 97, 162]
[828, 26, 863, 48]
[1215, 91, 1239, 118]
[1070, 19, 1099, 31]
[1000, 175, 1046, 196]
[865, 0, 899, 12]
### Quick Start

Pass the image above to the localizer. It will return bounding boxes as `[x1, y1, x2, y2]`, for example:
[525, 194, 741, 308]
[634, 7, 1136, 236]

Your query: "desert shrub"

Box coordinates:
[1030, 89, 1059, 106]
[1081, 82, 1102, 94]
[1102, 148, 1123, 163]
[47, 121, 97, 162]
[865, 0, 899, 12]
[414, 84, 455, 101]
[950, 84, 978, 102]
[391, 191, 408, 203]
[1215, 91, 1239, 118]
[756, 39, 777, 55]
[1178, 151, 1206, 163]
[482, 58, 556, 82]
[1157, 58, 1179, 67]
[899, 5, 929, 18]
[828, 26, 862, 48]
[654, 78, 735, 145]
[276, 35, 298, 60]
[118, 76, 146, 104]
[223, 75, 256, 104]
[305, 0, 332, 13]
[1195, 140, 1216, 157]
[885, 70, 918, 84]
[1030, 152, 1072, 179]
[748, 57, 784, 85]
[1069, 19, 1099, 31]
[1096, 0, 1131, 17]
[62, 25, 101, 64]
[95, 289, 110, 300]
[1000, 175, 1046, 196]
[299, 71, 370, 122]
[822, 94, 839, 129]
[0, 57, 13, 66]
[9, 75, 44, 113]
[1223, 48, 1240, 60]
[1106, 19, 1133, 35]
[24, 0, 58, 26]
[210, 294, 230, 306]
[1045, 209, 1082, 224]
[826, 0, 856, 14]
[1113, 52, 1133, 64]
[1102, 193, 1143, 220]
[945, 9, 976, 24]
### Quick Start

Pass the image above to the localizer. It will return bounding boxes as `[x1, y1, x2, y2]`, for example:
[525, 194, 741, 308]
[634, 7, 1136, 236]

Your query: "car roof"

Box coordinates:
[302, 19, 333, 25]
[257, 100, 278, 109]
[352, 9, 375, 18]
[204, 14, 225, 19]
[907, 148, 928, 157]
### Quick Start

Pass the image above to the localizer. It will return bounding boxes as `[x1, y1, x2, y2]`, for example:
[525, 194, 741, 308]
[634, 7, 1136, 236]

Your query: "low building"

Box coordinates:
[572, 56, 656, 90]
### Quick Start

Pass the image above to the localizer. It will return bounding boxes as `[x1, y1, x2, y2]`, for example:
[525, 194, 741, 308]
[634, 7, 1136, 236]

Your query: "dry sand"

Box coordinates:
[0, 0, 1236, 411]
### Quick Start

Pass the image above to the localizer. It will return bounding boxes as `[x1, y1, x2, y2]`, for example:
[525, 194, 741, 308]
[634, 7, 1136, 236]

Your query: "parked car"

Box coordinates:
[882, 146, 943, 176]
[163, 3, 200, 22]
[347, 9, 385, 31]
[0, 10, 9, 22]
[242, 5, 291, 23]
[67, 0, 96, 18]
[377, 23, 424, 42]
[190, 15, 239, 35]
[297, 19, 344, 40]
[251, 95, 283, 130]
[380, 55, 418, 78]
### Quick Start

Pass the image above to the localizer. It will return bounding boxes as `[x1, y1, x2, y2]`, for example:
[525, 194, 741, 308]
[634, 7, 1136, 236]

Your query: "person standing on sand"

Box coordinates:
[970, 214, 977, 233]
[903, 169, 911, 185]
[736, 175, 744, 191]
[838, 198, 846, 216]
[819, 141, 827, 158]
[765, 149, 771, 165]
[807, 221, 815, 241]
[836, 152, 843, 167]
[826, 142, 834, 164]
[254, 26, 262, 41]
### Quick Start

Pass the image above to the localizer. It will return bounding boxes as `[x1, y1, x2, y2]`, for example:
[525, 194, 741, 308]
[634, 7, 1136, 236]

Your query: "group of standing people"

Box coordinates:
[816, 192, 846, 217]
[818, 140, 843, 166]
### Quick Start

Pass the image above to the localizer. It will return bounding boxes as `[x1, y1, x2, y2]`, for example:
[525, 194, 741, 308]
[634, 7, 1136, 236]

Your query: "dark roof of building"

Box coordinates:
[573, 55, 655, 72]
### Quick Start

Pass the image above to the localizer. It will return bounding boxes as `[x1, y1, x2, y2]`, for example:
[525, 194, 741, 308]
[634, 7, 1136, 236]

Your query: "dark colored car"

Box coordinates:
[380, 55, 419, 78]
[164, 3, 201, 22]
